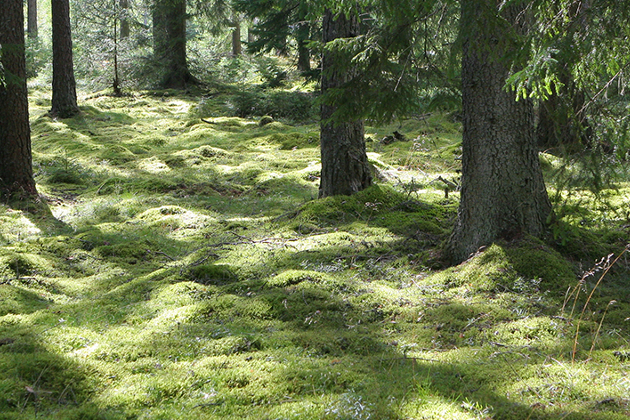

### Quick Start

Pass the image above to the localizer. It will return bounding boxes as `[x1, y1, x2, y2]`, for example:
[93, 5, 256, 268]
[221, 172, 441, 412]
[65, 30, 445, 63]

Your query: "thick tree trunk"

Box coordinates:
[0, 0, 38, 197]
[152, 0, 192, 89]
[27, 0, 38, 39]
[319, 9, 372, 198]
[445, 0, 552, 264]
[51, 0, 79, 118]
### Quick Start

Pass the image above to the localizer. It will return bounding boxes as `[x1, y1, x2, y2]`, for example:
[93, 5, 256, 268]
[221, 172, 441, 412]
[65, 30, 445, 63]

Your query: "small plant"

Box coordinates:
[566, 244, 630, 361]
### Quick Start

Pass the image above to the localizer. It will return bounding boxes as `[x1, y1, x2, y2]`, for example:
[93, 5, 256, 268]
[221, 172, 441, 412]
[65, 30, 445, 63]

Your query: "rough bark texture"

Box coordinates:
[445, 0, 552, 264]
[152, 0, 193, 89]
[0, 0, 38, 197]
[27, 0, 38, 39]
[51, 0, 79, 118]
[319, 9, 372, 198]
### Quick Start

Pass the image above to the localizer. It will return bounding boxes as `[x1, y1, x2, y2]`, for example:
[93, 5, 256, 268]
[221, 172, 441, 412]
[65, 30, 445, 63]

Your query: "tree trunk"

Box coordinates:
[152, 0, 192, 89]
[319, 8, 372, 198]
[295, 5, 310, 72]
[51, 0, 79, 118]
[247, 18, 257, 44]
[0, 0, 38, 197]
[445, 0, 552, 264]
[120, 0, 130, 39]
[27, 0, 38, 39]
[232, 13, 242, 56]
[296, 36, 310, 72]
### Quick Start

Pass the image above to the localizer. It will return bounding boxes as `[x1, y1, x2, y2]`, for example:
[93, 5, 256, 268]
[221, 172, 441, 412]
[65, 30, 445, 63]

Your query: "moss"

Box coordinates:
[259, 115, 274, 126]
[505, 237, 577, 291]
[6, 87, 626, 420]
[266, 269, 332, 288]
[431, 244, 519, 292]
[98, 145, 136, 164]
[0, 286, 51, 316]
[189, 263, 236, 285]
[267, 132, 319, 150]
[0, 252, 51, 277]
[96, 242, 149, 260]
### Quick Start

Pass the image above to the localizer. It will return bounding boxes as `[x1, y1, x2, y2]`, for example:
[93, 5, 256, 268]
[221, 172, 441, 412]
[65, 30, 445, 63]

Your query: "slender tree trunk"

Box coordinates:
[27, 0, 38, 39]
[0, 0, 38, 197]
[232, 13, 242, 56]
[319, 8, 372, 198]
[51, 0, 79, 118]
[247, 18, 257, 44]
[120, 0, 130, 39]
[445, 0, 552, 264]
[297, 37, 310, 72]
[152, 0, 192, 89]
[296, 5, 310, 72]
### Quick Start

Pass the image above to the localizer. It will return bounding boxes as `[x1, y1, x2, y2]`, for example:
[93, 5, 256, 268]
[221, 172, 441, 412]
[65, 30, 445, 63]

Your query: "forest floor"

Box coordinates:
[1, 82, 629, 420]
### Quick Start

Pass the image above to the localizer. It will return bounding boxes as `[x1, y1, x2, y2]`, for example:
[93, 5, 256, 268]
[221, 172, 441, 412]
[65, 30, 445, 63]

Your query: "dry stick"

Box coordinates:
[572, 244, 630, 362]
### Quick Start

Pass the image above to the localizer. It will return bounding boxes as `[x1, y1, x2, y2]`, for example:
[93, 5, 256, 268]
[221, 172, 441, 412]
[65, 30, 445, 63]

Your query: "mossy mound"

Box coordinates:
[0, 251, 52, 277]
[98, 145, 137, 164]
[291, 185, 453, 238]
[267, 132, 319, 150]
[266, 269, 332, 288]
[189, 263, 236, 285]
[431, 238, 577, 292]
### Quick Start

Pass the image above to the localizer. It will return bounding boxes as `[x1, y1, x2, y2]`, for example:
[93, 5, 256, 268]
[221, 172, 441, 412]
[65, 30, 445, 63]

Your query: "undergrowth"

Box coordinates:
[0, 83, 629, 420]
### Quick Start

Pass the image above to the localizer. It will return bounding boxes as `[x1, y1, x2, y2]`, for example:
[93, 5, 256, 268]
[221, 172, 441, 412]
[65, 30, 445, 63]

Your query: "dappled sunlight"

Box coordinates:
[1, 85, 628, 419]
[0, 209, 42, 244]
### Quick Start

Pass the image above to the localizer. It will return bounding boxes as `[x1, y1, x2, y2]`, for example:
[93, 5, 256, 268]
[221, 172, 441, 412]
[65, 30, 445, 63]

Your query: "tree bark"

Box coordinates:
[152, 0, 193, 89]
[319, 9, 372, 198]
[445, 0, 552, 264]
[295, 4, 310, 72]
[120, 0, 130, 39]
[232, 13, 242, 56]
[27, 0, 38, 39]
[0, 0, 38, 197]
[51, 0, 79, 118]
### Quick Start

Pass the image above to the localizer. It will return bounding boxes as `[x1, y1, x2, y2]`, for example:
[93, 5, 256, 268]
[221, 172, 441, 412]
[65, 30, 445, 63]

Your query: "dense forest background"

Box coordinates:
[1, 0, 630, 419]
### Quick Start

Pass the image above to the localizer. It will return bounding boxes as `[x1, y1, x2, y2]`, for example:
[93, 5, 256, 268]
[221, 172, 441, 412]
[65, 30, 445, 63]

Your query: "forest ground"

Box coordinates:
[0, 80, 629, 420]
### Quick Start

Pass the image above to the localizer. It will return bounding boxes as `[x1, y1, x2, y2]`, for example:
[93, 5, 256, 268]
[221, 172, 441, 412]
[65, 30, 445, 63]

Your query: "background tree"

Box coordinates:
[233, 0, 313, 72]
[445, 0, 552, 264]
[318, 8, 372, 198]
[120, 0, 130, 39]
[0, 0, 38, 197]
[28, 0, 39, 39]
[51, 0, 79, 117]
[152, 0, 195, 88]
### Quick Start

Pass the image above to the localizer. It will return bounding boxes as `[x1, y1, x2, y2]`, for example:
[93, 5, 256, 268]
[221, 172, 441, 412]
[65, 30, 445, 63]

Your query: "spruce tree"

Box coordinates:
[0, 0, 38, 197]
[445, 0, 552, 264]
[319, 8, 372, 198]
[51, 0, 79, 118]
